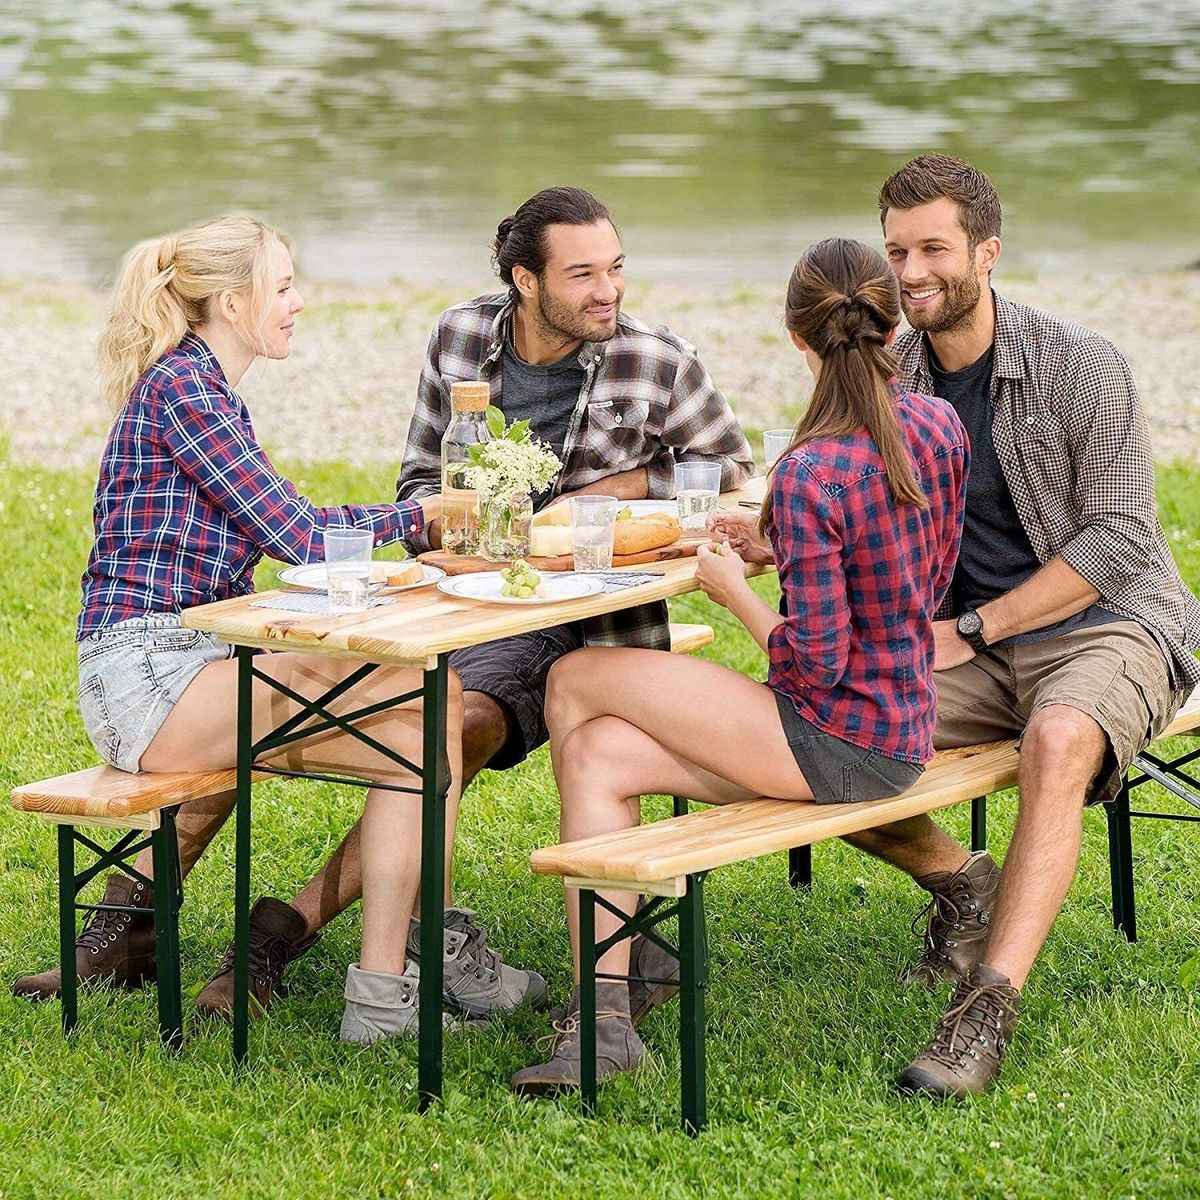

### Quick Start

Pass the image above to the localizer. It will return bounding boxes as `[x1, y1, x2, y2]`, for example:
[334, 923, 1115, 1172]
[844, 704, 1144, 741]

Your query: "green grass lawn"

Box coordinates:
[2, 460, 1199, 1199]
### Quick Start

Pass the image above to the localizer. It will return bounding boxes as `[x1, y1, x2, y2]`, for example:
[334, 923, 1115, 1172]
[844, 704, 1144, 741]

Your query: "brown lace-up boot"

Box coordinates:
[897, 964, 1021, 1099]
[195, 897, 319, 1019]
[906, 851, 1000, 986]
[13, 873, 156, 1000]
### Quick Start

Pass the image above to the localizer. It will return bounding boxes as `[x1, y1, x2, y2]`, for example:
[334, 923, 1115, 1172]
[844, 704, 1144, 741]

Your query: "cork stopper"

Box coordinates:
[450, 381, 490, 412]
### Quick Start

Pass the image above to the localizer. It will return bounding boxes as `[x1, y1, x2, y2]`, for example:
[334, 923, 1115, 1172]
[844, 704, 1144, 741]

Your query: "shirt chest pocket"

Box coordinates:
[1012, 406, 1074, 492]
[585, 399, 651, 467]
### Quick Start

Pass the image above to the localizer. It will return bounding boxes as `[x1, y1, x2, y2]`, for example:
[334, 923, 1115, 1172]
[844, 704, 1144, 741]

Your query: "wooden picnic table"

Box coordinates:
[180, 477, 769, 1106]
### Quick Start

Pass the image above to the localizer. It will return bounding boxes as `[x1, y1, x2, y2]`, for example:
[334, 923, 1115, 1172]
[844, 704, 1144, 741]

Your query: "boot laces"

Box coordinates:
[912, 888, 964, 965]
[925, 981, 1017, 1069]
[216, 929, 299, 988]
[536, 1010, 627, 1058]
[78, 887, 147, 954]
[449, 914, 500, 983]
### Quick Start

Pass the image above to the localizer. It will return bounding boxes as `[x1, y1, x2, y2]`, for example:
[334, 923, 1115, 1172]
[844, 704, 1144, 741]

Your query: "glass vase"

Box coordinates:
[480, 492, 533, 561]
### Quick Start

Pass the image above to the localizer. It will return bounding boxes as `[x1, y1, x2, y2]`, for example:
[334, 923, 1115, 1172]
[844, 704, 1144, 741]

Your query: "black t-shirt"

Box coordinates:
[930, 343, 1118, 645]
[501, 336, 585, 509]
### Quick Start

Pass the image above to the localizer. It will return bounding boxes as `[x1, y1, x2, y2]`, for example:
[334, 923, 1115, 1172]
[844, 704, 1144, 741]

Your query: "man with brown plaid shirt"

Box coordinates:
[844, 155, 1200, 1099]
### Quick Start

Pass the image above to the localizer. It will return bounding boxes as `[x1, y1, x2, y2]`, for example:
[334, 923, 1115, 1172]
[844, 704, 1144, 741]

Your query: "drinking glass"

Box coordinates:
[570, 495, 618, 573]
[674, 461, 721, 531]
[762, 429, 793, 471]
[324, 527, 374, 614]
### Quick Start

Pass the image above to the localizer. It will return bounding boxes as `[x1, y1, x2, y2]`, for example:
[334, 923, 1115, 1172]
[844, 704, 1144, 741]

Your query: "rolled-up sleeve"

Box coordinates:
[160, 373, 422, 564]
[1055, 338, 1157, 594]
[766, 458, 851, 692]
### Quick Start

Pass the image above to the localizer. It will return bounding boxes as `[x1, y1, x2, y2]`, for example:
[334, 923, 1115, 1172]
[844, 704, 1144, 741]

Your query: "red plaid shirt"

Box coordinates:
[79, 333, 425, 638]
[766, 385, 969, 764]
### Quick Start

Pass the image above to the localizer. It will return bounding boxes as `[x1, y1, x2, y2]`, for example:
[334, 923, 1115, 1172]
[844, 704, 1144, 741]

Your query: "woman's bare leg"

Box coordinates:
[545, 648, 814, 983]
[138, 651, 464, 973]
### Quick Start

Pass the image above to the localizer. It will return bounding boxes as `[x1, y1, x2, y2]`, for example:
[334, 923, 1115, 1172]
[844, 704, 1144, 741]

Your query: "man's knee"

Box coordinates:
[462, 690, 511, 761]
[1019, 705, 1107, 796]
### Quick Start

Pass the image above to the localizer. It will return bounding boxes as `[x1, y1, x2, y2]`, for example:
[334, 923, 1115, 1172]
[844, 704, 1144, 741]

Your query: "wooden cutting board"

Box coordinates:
[420, 534, 708, 576]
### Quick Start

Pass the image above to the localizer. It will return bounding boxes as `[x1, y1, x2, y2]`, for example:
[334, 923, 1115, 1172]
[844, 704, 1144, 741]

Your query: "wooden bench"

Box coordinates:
[530, 686, 1200, 1133]
[6, 623, 713, 1050]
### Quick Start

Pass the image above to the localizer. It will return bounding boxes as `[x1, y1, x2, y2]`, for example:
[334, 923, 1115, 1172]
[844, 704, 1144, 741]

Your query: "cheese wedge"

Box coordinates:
[531, 503, 571, 528]
[530, 525, 573, 558]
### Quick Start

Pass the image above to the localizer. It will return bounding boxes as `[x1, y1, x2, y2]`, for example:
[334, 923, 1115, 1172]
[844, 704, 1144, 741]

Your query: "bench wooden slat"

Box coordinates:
[531, 740, 1020, 884]
[10, 765, 267, 819]
[1162, 686, 1200, 740]
[668, 623, 714, 656]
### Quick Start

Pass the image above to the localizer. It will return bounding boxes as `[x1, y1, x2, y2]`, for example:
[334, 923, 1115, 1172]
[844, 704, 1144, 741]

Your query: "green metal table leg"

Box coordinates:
[152, 806, 183, 1051]
[233, 646, 255, 1064]
[418, 655, 450, 1111]
[971, 795, 987, 852]
[672, 796, 689, 818]
[57, 824, 77, 1036]
[579, 888, 598, 1114]
[678, 872, 708, 1135]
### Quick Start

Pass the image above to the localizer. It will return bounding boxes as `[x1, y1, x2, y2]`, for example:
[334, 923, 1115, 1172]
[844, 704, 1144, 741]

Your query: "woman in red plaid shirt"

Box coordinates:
[513, 238, 969, 1095]
[17, 216, 540, 1043]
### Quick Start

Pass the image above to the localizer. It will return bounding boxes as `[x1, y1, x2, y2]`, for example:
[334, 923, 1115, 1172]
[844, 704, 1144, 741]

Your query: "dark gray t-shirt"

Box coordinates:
[930, 344, 1119, 646]
[501, 336, 585, 509]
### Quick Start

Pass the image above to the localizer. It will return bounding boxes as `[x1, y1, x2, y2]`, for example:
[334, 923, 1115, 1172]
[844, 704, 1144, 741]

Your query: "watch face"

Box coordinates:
[958, 610, 983, 637]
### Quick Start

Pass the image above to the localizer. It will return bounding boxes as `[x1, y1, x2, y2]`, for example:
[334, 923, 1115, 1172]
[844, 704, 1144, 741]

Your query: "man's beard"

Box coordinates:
[534, 285, 620, 348]
[902, 263, 981, 334]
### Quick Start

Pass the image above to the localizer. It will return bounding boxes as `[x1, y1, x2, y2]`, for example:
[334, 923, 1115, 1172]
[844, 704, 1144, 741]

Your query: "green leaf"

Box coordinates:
[466, 444, 487, 466]
[1180, 953, 1200, 989]
[508, 419, 532, 443]
[485, 405, 506, 438]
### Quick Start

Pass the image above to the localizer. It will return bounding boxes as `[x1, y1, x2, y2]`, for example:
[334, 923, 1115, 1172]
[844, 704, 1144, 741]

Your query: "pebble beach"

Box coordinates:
[2, 270, 1198, 471]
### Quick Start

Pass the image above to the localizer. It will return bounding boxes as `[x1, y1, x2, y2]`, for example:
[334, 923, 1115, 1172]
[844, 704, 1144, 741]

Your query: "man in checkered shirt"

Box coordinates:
[842, 155, 1200, 1100]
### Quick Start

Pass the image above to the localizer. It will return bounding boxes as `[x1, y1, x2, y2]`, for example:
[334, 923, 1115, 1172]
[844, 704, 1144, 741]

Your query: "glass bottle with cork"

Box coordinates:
[441, 380, 492, 555]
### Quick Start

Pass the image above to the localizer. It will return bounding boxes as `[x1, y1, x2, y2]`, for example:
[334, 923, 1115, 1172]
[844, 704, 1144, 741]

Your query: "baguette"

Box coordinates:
[612, 513, 681, 556]
[368, 560, 425, 587]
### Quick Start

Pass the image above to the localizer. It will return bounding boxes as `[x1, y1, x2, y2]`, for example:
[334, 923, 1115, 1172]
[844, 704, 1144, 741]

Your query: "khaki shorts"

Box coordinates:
[934, 620, 1187, 804]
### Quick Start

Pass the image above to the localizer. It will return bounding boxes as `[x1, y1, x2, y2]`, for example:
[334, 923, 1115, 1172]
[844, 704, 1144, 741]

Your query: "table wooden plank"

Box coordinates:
[183, 479, 773, 661]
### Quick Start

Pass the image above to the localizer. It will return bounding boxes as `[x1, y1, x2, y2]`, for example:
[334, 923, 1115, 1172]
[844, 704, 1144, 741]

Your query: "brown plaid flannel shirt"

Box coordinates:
[895, 289, 1200, 689]
[397, 292, 753, 649]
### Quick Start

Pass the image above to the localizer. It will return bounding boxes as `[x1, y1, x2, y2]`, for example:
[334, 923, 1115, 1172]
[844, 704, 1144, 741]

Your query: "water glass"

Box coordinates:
[570, 495, 618, 572]
[674, 461, 722, 531]
[762, 429, 793, 471]
[324, 527, 374, 614]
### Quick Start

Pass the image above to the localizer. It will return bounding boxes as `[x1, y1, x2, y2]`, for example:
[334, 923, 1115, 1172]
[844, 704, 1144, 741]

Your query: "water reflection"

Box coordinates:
[1, 0, 1197, 284]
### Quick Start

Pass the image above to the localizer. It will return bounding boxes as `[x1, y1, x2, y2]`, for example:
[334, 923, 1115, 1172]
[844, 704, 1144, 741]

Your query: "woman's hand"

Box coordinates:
[706, 508, 774, 565]
[695, 539, 750, 609]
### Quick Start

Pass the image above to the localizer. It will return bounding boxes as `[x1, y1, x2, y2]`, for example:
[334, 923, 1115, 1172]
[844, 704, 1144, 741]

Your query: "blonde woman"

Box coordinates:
[12, 216, 543, 1040]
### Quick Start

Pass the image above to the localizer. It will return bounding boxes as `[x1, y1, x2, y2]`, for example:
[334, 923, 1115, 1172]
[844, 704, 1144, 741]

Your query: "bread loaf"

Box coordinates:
[612, 514, 681, 556]
[384, 561, 426, 587]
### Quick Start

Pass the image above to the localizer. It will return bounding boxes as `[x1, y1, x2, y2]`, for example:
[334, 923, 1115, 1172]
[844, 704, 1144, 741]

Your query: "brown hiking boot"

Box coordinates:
[195, 897, 319, 1020]
[510, 982, 644, 1097]
[897, 964, 1020, 1099]
[13, 873, 155, 1001]
[906, 852, 1000, 986]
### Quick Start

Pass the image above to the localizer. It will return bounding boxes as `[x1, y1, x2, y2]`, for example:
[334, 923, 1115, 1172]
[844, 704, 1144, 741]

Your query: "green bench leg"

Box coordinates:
[57, 824, 77, 1036]
[151, 806, 184, 1050]
[971, 795, 987, 852]
[1106, 784, 1137, 943]
[678, 872, 708, 1136]
[580, 888, 598, 1114]
[787, 846, 812, 889]
[672, 795, 689, 818]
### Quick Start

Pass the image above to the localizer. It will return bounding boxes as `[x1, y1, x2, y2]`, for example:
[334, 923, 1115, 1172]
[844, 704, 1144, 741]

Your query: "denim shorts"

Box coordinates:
[77, 613, 234, 773]
[772, 691, 924, 804]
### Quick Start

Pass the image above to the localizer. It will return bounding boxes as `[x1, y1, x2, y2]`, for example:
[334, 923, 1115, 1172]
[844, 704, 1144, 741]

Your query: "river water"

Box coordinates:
[2, 0, 1198, 285]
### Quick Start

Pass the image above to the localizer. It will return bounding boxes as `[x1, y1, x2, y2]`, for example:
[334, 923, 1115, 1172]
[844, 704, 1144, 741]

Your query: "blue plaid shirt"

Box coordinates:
[79, 333, 424, 638]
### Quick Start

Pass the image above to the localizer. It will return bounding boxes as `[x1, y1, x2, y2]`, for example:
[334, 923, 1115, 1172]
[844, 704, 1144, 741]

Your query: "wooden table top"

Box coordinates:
[181, 478, 771, 669]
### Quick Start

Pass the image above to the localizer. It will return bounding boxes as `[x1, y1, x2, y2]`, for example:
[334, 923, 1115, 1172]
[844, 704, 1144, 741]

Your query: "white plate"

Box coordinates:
[278, 562, 445, 592]
[436, 572, 605, 605]
[621, 500, 679, 518]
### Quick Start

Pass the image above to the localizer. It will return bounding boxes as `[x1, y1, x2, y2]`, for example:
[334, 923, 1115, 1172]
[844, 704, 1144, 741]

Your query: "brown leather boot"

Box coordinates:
[13, 873, 156, 1000]
[906, 852, 1000, 986]
[897, 964, 1021, 1099]
[194, 897, 319, 1020]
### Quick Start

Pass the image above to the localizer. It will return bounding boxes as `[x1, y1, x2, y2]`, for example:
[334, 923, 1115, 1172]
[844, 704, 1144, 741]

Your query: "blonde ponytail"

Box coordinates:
[96, 215, 289, 415]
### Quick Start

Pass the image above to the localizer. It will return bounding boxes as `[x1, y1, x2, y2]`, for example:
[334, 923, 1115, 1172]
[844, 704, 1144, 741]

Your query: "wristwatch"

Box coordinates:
[955, 609, 989, 656]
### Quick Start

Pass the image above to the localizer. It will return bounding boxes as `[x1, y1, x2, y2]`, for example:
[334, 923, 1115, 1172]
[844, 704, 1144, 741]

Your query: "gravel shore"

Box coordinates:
[3, 271, 1197, 470]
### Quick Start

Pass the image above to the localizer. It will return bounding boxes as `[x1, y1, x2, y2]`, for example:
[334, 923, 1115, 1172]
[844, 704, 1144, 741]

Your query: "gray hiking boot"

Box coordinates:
[407, 907, 547, 1018]
[510, 982, 644, 1096]
[906, 852, 1000, 986]
[339, 961, 454, 1045]
[548, 929, 680, 1028]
